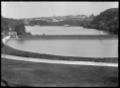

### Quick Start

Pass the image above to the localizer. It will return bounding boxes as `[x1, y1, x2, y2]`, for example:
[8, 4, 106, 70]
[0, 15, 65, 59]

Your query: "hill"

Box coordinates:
[84, 8, 119, 34]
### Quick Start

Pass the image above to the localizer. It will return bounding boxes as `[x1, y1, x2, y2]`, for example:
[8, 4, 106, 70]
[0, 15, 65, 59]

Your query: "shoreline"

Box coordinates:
[2, 36, 118, 66]
[2, 36, 10, 44]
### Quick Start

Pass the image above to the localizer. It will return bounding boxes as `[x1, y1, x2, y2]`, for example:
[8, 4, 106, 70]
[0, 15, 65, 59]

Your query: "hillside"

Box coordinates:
[1, 16, 27, 37]
[84, 8, 119, 34]
[23, 15, 95, 26]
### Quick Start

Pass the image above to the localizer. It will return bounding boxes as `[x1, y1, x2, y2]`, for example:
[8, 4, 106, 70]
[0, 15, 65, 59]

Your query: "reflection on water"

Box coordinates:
[7, 39, 118, 58]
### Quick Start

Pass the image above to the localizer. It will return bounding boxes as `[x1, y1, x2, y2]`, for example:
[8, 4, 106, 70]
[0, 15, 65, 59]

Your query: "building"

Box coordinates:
[8, 31, 18, 38]
[51, 18, 59, 22]
[8, 27, 18, 38]
[24, 20, 29, 25]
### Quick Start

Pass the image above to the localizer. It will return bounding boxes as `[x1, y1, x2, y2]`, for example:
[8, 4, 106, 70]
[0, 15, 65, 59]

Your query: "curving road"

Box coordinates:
[2, 36, 118, 67]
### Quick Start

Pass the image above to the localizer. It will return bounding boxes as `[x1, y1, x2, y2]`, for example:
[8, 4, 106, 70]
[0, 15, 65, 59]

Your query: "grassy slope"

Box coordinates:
[2, 58, 118, 87]
[2, 44, 118, 63]
[2, 34, 118, 63]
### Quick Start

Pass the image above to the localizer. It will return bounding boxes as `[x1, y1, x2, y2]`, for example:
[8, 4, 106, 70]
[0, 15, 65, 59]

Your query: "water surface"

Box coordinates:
[7, 39, 118, 58]
[25, 26, 108, 35]
[7, 26, 117, 58]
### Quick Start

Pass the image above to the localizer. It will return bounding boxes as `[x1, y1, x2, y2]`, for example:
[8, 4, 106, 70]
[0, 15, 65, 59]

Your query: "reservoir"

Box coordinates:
[7, 26, 118, 58]
[7, 39, 118, 58]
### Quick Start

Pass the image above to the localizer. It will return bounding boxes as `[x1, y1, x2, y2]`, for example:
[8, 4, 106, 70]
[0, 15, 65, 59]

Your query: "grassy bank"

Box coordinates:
[2, 43, 118, 63]
[1, 58, 118, 87]
[1, 35, 118, 87]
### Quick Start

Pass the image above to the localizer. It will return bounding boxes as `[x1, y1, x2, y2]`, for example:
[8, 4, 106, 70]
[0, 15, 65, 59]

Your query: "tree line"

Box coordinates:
[1, 16, 27, 37]
[27, 19, 91, 26]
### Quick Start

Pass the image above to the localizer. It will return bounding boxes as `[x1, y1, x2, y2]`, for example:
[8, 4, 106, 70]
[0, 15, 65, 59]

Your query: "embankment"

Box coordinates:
[2, 36, 118, 67]
[22, 35, 118, 40]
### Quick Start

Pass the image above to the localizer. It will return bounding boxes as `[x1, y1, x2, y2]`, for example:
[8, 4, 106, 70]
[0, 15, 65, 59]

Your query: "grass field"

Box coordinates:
[2, 58, 118, 87]
[1, 35, 118, 87]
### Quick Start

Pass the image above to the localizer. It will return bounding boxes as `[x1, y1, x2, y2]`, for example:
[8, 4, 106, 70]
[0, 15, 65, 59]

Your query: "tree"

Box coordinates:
[14, 23, 26, 37]
[89, 8, 118, 34]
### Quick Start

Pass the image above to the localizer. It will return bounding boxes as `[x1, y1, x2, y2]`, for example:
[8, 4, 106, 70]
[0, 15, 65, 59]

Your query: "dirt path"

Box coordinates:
[1, 54, 118, 67]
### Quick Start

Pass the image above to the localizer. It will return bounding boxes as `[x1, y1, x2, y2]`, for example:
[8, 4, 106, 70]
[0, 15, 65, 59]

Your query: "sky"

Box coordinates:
[1, 2, 118, 19]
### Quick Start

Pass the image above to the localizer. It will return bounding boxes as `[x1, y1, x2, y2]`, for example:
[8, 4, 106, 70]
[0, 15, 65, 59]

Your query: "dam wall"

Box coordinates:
[24, 35, 118, 40]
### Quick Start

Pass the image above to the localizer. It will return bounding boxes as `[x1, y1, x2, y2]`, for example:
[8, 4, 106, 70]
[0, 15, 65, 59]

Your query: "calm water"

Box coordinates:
[7, 26, 117, 58]
[25, 26, 108, 35]
[7, 39, 118, 58]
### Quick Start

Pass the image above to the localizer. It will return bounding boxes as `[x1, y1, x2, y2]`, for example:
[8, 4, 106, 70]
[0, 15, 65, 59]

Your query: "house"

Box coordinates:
[8, 31, 18, 38]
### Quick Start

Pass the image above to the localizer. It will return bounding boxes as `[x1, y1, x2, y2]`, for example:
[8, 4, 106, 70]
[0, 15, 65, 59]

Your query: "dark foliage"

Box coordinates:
[83, 8, 119, 34]
[28, 19, 92, 26]
[1, 16, 27, 37]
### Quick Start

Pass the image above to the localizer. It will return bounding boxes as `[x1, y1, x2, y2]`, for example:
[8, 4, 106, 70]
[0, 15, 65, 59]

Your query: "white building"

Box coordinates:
[8, 31, 18, 38]
[8, 27, 18, 38]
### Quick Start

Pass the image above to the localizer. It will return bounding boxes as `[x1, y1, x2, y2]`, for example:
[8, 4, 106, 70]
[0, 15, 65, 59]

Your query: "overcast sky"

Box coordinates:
[1, 2, 118, 19]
